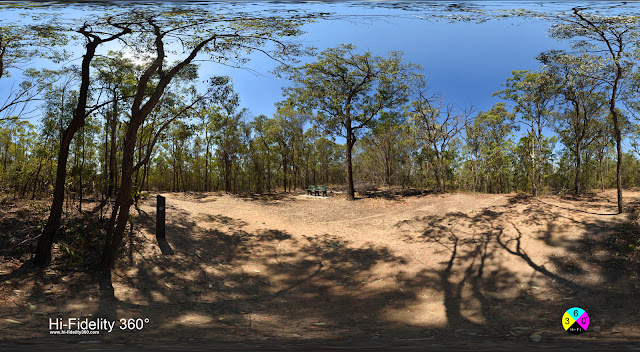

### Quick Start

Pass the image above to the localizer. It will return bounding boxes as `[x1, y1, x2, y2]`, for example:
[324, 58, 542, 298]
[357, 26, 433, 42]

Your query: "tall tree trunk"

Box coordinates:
[536, 121, 543, 196]
[266, 156, 271, 192]
[385, 144, 392, 190]
[224, 152, 231, 193]
[78, 126, 85, 212]
[438, 157, 445, 192]
[107, 93, 118, 198]
[34, 27, 129, 266]
[574, 144, 582, 195]
[610, 69, 624, 213]
[324, 157, 329, 186]
[292, 147, 297, 191]
[530, 133, 537, 196]
[282, 156, 288, 192]
[345, 124, 355, 201]
[31, 161, 43, 200]
[614, 122, 623, 212]
[600, 156, 605, 191]
[99, 116, 140, 269]
[473, 160, 477, 192]
[205, 126, 210, 192]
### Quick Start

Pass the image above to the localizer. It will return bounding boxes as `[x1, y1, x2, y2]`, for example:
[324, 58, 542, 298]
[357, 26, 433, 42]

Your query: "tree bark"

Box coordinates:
[107, 93, 118, 198]
[536, 120, 543, 196]
[610, 69, 624, 213]
[614, 118, 623, 212]
[35, 25, 131, 266]
[99, 116, 138, 268]
[574, 144, 582, 196]
[345, 123, 355, 201]
[99, 18, 217, 269]
[282, 157, 288, 193]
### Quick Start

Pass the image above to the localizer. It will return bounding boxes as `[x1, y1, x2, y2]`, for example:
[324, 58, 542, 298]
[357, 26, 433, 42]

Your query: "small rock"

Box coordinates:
[593, 325, 602, 332]
[530, 334, 542, 342]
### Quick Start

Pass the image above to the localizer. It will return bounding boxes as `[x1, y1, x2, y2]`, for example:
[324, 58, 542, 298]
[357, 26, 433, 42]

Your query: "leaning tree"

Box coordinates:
[98, 8, 315, 269]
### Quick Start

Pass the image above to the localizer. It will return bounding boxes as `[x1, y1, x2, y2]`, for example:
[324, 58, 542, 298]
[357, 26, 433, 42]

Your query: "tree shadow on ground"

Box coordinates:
[535, 199, 618, 216]
[396, 198, 640, 341]
[161, 192, 219, 204]
[2, 194, 640, 350]
[0, 200, 50, 262]
[359, 188, 433, 200]
[231, 192, 297, 204]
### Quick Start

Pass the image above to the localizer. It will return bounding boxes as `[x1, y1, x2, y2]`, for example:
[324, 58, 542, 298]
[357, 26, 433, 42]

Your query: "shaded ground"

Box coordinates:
[1, 190, 640, 350]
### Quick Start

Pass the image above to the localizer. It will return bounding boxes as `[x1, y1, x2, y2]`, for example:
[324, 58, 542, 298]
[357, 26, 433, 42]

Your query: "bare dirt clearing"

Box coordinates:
[1, 190, 640, 350]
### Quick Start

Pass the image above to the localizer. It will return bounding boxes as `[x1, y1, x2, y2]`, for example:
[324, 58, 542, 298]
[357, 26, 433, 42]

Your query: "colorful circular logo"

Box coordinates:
[562, 307, 589, 334]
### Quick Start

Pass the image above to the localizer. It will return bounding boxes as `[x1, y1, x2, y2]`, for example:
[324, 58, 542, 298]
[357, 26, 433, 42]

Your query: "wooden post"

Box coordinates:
[156, 195, 165, 240]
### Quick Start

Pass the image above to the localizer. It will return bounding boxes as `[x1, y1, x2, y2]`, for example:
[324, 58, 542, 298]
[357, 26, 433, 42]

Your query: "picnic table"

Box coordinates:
[306, 185, 328, 197]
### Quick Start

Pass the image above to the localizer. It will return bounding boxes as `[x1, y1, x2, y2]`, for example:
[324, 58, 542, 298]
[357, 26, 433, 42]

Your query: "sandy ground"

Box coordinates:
[1, 189, 640, 350]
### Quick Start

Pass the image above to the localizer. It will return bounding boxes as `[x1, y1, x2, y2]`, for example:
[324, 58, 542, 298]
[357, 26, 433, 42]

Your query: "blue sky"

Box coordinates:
[210, 14, 563, 118]
[2, 0, 639, 144]
[192, 2, 567, 119]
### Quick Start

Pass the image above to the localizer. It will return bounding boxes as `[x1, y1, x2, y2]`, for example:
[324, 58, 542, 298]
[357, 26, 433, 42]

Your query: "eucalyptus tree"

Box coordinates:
[549, 8, 640, 212]
[28, 6, 314, 267]
[0, 23, 67, 120]
[410, 83, 471, 192]
[595, 130, 615, 190]
[494, 70, 555, 195]
[463, 119, 484, 192]
[357, 111, 408, 189]
[204, 87, 247, 194]
[250, 114, 277, 192]
[315, 136, 343, 186]
[35, 17, 132, 267]
[92, 52, 139, 199]
[0, 118, 34, 195]
[266, 104, 306, 192]
[164, 120, 193, 192]
[247, 116, 266, 193]
[540, 51, 609, 195]
[299, 126, 318, 187]
[61, 7, 312, 269]
[280, 44, 420, 200]
[197, 77, 235, 192]
[468, 103, 517, 194]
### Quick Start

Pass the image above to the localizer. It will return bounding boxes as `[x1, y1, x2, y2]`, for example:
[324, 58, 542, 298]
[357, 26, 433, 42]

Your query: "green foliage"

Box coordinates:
[5, 5, 640, 212]
[463, 103, 518, 193]
[280, 44, 420, 140]
[279, 44, 421, 198]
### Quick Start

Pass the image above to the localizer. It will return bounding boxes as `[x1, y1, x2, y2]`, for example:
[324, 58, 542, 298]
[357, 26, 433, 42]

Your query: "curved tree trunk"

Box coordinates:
[34, 123, 80, 265]
[34, 25, 131, 266]
[34, 37, 98, 266]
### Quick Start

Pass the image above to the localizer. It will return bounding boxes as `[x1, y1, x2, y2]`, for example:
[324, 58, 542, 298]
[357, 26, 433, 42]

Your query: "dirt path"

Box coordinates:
[1, 190, 640, 350]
